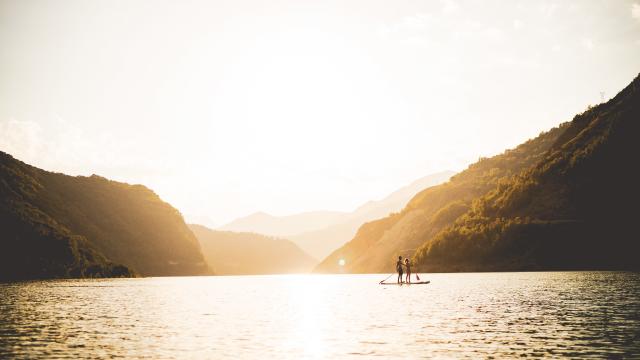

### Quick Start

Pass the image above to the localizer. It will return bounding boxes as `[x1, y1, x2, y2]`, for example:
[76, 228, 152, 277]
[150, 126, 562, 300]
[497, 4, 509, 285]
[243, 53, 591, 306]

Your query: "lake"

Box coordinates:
[1, 272, 639, 358]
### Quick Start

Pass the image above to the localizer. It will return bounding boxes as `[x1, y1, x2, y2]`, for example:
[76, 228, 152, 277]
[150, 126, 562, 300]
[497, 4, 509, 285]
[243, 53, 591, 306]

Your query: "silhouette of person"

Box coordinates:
[404, 258, 411, 284]
[396, 256, 404, 284]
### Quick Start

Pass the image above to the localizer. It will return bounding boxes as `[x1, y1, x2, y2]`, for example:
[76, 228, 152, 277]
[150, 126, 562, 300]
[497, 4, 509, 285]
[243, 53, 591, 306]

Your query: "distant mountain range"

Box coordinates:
[289, 171, 455, 259]
[6, 72, 637, 280]
[219, 211, 348, 238]
[190, 224, 315, 275]
[316, 74, 640, 273]
[0, 152, 210, 280]
[219, 171, 455, 259]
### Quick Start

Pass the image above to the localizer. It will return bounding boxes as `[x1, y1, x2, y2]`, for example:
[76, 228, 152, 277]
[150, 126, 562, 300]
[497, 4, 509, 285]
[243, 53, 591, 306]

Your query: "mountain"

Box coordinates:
[413, 75, 640, 271]
[219, 172, 453, 260]
[219, 211, 348, 237]
[290, 171, 455, 259]
[189, 224, 316, 275]
[0, 152, 210, 280]
[316, 75, 640, 273]
[351, 171, 456, 218]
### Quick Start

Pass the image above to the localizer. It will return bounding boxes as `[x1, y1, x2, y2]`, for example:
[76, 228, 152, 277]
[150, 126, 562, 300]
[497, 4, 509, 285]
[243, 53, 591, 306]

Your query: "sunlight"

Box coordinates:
[281, 276, 331, 358]
[2, 0, 634, 224]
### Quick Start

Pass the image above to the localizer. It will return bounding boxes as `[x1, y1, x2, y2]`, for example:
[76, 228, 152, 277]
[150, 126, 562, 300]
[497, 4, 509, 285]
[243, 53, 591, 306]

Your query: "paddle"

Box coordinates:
[379, 273, 394, 284]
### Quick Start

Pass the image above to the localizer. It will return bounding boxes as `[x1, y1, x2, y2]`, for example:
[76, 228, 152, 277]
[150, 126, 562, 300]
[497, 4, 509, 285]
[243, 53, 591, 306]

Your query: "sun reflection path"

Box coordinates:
[279, 275, 337, 359]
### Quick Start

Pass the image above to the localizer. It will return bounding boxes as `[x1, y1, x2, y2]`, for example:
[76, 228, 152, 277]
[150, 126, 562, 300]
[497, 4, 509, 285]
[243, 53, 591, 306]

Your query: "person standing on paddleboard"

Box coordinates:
[404, 258, 412, 284]
[396, 256, 404, 284]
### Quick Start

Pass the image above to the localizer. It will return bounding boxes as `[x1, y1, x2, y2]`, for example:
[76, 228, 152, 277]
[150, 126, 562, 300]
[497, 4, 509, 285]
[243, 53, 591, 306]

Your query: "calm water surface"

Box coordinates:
[1, 272, 639, 359]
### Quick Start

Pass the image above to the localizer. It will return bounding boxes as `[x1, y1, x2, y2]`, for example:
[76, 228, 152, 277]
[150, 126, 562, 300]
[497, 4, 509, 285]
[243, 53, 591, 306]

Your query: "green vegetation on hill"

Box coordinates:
[414, 75, 639, 271]
[190, 224, 316, 275]
[316, 74, 640, 273]
[0, 153, 210, 280]
[0, 203, 133, 280]
[316, 123, 566, 273]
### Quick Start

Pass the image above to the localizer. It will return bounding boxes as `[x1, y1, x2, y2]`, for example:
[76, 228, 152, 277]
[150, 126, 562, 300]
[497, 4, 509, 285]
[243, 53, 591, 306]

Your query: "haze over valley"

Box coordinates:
[0, 0, 638, 281]
[220, 171, 455, 259]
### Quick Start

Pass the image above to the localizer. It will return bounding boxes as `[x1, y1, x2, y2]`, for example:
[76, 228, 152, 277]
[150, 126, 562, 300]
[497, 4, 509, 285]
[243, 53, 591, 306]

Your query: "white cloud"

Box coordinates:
[441, 0, 460, 14]
[483, 27, 505, 42]
[402, 13, 429, 29]
[0, 117, 103, 175]
[377, 13, 430, 42]
[0, 117, 141, 177]
[632, 3, 640, 21]
[541, 2, 559, 18]
[513, 19, 524, 30]
[581, 38, 594, 51]
[0, 119, 44, 163]
[377, 24, 392, 39]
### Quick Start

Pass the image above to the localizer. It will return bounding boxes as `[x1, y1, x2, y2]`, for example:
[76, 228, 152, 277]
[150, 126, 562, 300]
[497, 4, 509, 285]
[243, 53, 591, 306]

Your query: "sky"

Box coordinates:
[1, 0, 640, 227]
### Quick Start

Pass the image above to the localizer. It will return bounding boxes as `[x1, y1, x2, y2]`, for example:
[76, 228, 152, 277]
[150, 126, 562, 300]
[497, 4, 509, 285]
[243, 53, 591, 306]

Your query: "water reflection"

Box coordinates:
[1, 272, 639, 358]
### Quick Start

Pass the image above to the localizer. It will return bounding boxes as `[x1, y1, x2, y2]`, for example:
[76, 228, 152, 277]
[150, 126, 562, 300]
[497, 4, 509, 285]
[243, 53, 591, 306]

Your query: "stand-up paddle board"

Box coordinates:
[379, 281, 430, 285]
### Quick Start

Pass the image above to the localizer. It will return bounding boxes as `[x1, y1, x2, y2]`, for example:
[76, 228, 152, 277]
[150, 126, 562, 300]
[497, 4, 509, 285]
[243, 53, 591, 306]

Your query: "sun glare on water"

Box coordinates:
[281, 275, 333, 358]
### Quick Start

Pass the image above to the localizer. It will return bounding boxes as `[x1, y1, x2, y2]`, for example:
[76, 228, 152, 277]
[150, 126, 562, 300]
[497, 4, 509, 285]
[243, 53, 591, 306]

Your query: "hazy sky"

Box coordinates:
[1, 0, 639, 226]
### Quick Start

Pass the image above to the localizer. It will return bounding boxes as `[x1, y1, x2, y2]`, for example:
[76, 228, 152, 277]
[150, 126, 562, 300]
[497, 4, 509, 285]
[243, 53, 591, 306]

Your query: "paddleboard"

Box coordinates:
[379, 281, 430, 285]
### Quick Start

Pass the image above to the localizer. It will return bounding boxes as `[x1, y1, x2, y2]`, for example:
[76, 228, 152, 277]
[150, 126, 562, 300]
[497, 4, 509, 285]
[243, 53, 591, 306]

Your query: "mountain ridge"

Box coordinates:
[219, 171, 454, 259]
[190, 224, 316, 274]
[290, 171, 455, 259]
[413, 74, 640, 271]
[0, 151, 211, 279]
[315, 74, 640, 274]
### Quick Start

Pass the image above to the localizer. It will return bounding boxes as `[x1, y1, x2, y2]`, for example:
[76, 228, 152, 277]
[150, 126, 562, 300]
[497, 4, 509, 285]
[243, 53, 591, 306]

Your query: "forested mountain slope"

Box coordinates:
[316, 74, 639, 273]
[0, 152, 210, 279]
[414, 75, 639, 271]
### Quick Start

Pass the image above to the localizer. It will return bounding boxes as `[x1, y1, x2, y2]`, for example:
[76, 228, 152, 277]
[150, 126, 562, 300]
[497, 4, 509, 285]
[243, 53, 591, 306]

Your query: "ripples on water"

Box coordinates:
[1, 272, 639, 359]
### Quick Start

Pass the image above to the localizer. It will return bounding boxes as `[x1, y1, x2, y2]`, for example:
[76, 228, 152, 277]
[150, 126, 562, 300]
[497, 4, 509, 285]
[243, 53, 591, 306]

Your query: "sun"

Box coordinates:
[338, 259, 346, 267]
